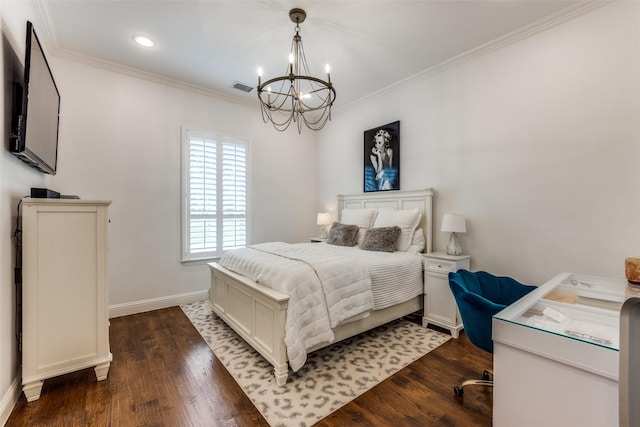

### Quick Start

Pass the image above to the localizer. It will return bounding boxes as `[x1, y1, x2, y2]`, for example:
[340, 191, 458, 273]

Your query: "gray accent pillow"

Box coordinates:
[360, 226, 401, 252]
[326, 222, 359, 247]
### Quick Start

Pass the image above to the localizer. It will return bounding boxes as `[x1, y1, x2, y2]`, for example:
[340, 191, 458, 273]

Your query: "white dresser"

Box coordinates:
[21, 198, 112, 401]
[422, 252, 470, 338]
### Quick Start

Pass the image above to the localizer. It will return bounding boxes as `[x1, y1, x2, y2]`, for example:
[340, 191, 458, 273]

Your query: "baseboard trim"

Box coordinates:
[109, 290, 209, 318]
[0, 291, 210, 423]
[1, 376, 21, 426]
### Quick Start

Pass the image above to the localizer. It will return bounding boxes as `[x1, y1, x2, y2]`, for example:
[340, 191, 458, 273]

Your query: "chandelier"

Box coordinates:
[257, 8, 336, 133]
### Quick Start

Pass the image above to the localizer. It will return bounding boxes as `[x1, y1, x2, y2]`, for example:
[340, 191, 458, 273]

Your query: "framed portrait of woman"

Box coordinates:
[364, 120, 400, 192]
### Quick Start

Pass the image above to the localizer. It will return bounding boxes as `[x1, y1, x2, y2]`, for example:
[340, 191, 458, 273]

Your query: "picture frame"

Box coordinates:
[364, 120, 400, 192]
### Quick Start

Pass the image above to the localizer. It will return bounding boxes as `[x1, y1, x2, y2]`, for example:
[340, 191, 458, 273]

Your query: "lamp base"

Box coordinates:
[446, 232, 463, 256]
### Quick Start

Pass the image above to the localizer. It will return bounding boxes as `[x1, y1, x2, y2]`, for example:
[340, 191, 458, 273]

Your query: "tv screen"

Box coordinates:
[10, 21, 60, 175]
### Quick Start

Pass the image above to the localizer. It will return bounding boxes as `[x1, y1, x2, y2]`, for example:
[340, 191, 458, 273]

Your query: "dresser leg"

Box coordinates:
[23, 380, 44, 402]
[94, 362, 110, 381]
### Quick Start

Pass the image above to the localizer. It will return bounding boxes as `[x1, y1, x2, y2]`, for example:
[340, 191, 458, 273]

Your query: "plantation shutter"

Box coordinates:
[221, 141, 247, 251]
[183, 129, 248, 261]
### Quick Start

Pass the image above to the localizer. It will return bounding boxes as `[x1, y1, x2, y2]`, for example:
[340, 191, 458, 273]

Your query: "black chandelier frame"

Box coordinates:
[257, 8, 336, 133]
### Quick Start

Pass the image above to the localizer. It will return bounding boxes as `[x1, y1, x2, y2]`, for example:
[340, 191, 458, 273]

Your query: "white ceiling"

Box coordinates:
[38, 0, 595, 108]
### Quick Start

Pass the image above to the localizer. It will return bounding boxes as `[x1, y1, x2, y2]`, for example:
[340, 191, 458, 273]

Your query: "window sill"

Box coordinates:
[181, 256, 220, 266]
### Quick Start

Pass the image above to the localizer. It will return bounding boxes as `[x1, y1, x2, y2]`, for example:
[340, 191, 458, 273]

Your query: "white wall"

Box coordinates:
[1, 2, 49, 423]
[318, 2, 640, 285]
[2, 3, 317, 416]
[48, 59, 318, 310]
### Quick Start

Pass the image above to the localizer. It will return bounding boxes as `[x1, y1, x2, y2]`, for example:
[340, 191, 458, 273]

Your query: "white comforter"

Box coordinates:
[218, 242, 374, 371]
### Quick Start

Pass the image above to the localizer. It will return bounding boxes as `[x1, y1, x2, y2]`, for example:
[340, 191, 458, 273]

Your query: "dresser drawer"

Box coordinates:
[424, 259, 457, 273]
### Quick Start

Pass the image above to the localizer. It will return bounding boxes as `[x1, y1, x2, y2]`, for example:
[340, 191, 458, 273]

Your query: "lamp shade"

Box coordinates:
[441, 213, 466, 233]
[317, 212, 331, 226]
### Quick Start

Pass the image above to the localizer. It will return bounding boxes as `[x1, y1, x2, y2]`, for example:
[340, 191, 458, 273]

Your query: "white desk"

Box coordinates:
[493, 272, 626, 427]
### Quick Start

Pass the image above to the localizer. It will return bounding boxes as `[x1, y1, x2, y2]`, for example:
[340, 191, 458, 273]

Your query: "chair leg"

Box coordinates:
[454, 369, 494, 397]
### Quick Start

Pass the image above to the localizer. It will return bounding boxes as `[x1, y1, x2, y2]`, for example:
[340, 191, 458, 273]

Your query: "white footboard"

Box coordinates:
[209, 261, 424, 385]
[208, 262, 290, 385]
[207, 189, 433, 385]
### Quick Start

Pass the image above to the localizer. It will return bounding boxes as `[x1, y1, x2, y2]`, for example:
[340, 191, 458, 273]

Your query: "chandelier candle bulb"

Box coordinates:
[326, 64, 331, 83]
[257, 67, 262, 86]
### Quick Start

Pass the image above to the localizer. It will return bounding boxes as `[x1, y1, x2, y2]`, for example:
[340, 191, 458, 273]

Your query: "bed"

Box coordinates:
[208, 188, 434, 385]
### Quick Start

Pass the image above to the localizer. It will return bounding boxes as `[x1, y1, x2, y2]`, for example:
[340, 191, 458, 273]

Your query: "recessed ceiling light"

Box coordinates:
[132, 35, 155, 48]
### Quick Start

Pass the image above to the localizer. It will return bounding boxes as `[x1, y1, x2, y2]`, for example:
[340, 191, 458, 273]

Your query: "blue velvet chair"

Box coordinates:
[448, 269, 536, 396]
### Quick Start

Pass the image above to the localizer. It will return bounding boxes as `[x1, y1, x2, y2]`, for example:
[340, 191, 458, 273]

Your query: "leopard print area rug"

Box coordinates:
[181, 300, 450, 427]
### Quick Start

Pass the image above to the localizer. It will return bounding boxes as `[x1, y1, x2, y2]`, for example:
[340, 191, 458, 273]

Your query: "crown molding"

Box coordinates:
[31, 0, 258, 109]
[338, 1, 609, 111]
[31, 0, 606, 113]
[52, 48, 259, 109]
[31, 0, 57, 48]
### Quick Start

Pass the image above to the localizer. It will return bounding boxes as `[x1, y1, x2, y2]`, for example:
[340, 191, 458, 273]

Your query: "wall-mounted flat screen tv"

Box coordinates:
[10, 21, 60, 175]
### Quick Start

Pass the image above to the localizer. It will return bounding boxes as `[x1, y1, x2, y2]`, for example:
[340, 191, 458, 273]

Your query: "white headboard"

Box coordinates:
[337, 188, 434, 253]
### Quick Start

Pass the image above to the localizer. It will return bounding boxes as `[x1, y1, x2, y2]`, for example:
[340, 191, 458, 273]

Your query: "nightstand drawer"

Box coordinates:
[424, 259, 457, 273]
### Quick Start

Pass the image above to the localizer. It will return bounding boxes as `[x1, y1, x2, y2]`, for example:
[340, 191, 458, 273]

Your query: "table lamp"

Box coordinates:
[441, 213, 466, 256]
[316, 212, 331, 238]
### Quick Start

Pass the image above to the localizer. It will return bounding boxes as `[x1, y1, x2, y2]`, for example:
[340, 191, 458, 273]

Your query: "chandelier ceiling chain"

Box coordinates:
[257, 8, 336, 133]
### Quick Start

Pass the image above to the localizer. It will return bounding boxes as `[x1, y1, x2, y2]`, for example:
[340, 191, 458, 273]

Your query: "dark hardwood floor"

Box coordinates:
[6, 306, 492, 426]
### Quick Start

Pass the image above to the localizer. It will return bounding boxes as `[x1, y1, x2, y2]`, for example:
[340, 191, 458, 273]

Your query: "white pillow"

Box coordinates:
[340, 208, 377, 228]
[341, 208, 378, 246]
[406, 228, 425, 253]
[373, 208, 421, 252]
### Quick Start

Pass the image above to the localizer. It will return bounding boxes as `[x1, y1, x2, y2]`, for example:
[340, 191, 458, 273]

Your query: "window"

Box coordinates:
[182, 127, 248, 262]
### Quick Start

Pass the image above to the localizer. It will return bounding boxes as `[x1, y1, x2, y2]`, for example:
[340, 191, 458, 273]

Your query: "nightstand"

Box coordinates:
[309, 237, 326, 243]
[422, 252, 471, 338]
